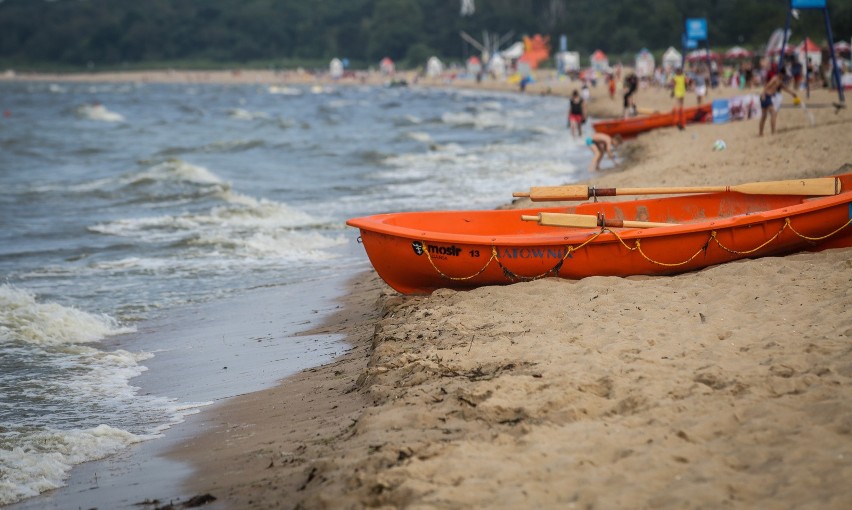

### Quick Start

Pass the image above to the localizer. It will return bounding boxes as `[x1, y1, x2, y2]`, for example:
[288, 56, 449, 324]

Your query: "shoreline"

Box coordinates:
[6, 271, 373, 510]
[6, 71, 851, 508]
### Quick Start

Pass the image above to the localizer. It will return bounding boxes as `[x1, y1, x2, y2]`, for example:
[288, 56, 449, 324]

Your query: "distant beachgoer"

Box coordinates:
[694, 70, 707, 105]
[567, 90, 586, 139]
[792, 59, 803, 89]
[585, 132, 619, 171]
[759, 68, 797, 136]
[581, 82, 590, 102]
[671, 67, 687, 129]
[622, 73, 638, 117]
[608, 74, 616, 100]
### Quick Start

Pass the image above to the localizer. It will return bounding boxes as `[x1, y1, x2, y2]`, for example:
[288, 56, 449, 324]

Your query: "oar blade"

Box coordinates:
[731, 177, 837, 196]
[536, 212, 599, 228]
[524, 212, 676, 229]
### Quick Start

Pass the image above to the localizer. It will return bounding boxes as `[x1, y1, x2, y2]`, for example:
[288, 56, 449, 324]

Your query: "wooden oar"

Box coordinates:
[521, 213, 676, 229]
[513, 176, 839, 202]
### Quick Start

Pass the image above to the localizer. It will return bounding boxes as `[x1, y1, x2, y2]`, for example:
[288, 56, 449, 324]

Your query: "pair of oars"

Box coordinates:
[517, 176, 839, 229]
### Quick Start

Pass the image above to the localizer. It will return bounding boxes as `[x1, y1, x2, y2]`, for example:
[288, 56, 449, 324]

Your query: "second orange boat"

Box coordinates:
[592, 103, 712, 139]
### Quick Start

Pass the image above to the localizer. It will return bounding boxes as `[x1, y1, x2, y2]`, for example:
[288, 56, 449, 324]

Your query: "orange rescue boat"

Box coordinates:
[346, 174, 852, 295]
[592, 103, 712, 139]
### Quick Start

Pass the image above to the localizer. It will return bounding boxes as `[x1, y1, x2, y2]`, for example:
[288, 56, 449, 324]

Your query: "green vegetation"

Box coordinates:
[0, 0, 848, 71]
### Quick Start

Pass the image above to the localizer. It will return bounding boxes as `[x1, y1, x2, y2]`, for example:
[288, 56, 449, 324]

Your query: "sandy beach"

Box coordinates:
[5, 70, 850, 508]
[152, 73, 852, 508]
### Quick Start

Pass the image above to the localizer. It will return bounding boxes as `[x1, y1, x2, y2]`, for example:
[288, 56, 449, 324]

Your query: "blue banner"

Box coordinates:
[685, 18, 708, 41]
[791, 0, 826, 8]
[681, 34, 698, 49]
[712, 99, 730, 124]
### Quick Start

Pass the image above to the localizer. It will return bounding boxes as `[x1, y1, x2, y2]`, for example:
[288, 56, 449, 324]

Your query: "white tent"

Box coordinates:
[556, 51, 580, 73]
[466, 56, 483, 75]
[590, 50, 609, 71]
[329, 58, 343, 79]
[426, 56, 444, 78]
[662, 46, 682, 71]
[379, 57, 395, 75]
[796, 38, 822, 68]
[635, 48, 655, 78]
[488, 53, 507, 78]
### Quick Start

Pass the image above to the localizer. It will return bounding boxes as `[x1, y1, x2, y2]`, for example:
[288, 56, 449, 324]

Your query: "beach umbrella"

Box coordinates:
[725, 46, 753, 60]
[686, 49, 721, 62]
[832, 41, 851, 57]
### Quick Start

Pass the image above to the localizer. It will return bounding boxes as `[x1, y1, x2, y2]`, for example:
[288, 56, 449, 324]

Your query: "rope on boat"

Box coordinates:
[423, 245, 499, 281]
[420, 216, 852, 282]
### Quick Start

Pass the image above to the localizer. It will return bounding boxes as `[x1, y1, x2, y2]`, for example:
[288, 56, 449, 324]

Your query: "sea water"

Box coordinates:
[0, 80, 591, 505]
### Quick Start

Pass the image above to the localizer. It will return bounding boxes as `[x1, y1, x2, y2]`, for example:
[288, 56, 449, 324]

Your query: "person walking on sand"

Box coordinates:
[585, 132, 619, 171]
[567, 89, 586, 139]
[622, 73, 638, 117]
[694, 68, 707, 105]
[759, 68, 798, 136]
[671, 67, 687, 129]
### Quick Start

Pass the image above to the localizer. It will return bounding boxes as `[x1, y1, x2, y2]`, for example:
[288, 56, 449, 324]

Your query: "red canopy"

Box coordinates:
[686, 49, 721, 62]
[591, 50, 607, 61]
[724, 46, 753, 59]
[798, 38, 821, 53]
[832, 41, 851, 56]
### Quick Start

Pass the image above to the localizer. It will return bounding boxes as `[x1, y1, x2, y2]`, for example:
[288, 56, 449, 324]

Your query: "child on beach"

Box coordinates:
[585, 132, 619, 171]
[671, 67, 687, 129]
[759, 68, 798, 136]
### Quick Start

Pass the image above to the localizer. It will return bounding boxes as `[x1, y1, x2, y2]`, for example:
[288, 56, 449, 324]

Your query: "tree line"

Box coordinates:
[0, 0, 848, 70]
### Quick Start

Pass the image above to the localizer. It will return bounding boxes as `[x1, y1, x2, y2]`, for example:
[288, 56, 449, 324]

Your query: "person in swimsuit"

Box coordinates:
[759, 68, 797, 136]
[585, 132, 619, 171]
[567, 90, 586, 138]
[670, 67, 687, 129]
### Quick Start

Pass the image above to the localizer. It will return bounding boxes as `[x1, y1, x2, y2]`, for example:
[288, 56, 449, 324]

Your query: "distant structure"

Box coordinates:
[460, 29, 515, 67]
[426, 56, 444, 77]
[635, 48, 655, 78]
[329, 58, 343, 79]
[461, 0, 475, 16]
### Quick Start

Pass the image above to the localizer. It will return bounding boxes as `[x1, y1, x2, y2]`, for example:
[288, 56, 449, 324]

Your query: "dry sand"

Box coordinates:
[11, 70, 849, 508]
[158, 73, 852, 509]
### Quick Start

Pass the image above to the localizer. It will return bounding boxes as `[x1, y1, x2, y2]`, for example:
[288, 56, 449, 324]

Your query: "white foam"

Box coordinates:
[268, 85, 302, 96]
[0, 285, 134, 346]
[75, 103, 125, 122]
[58, 159, 226, 194]
[405, 131, 433, 143]
[403, 114, 422, 125]
[227, 108, 270, 121]
[131, 159, 225, 186]
[440, 110, 514, 130]
[0, 425, 142, 505]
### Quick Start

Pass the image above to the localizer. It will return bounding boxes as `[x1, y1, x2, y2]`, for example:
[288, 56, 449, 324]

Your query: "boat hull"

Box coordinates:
[592, 104, 711, 139]
[348, 175, 852, 295]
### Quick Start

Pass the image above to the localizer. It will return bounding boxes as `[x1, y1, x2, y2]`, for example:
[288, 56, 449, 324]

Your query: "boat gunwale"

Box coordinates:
[347, 189, 851, 248]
